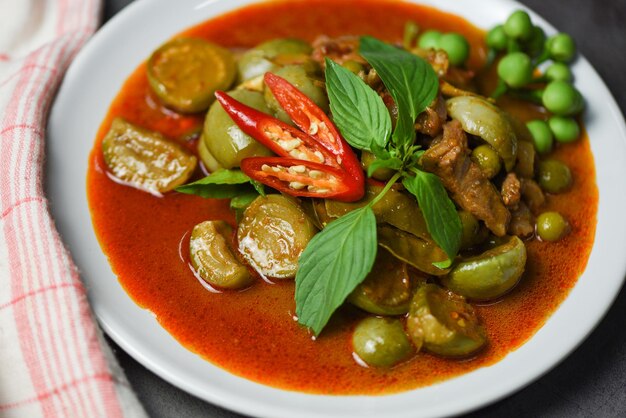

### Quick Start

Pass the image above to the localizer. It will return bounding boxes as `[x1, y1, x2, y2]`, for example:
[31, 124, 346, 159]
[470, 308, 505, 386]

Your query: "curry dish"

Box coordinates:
[87, 0, 597, 394]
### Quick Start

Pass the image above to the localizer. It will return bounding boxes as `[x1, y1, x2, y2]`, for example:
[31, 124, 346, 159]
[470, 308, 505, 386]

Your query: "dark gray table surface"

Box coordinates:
[101, 1, 626, 417]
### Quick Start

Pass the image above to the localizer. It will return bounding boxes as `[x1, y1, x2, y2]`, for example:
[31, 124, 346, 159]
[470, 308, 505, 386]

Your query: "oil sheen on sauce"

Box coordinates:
[87, 0, 598, 394]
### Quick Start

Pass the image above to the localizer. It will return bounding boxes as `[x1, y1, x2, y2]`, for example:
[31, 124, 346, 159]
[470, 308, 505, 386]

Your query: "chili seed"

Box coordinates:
[289, 165, 306, 173]
[313, 151, 324, 162]
[279, 139, 302, 152]
[289, 181, 306, 190]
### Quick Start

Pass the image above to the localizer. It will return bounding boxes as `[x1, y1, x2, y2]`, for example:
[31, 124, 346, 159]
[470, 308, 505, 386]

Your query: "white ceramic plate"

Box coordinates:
[47, 0, 626, 417]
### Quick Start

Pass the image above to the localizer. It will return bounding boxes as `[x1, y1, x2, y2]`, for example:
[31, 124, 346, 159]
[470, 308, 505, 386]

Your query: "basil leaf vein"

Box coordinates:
[403, 170, 461, 267]
[295, 206, 377, 335]
[176, 169, 258, 199]
[325, 58, 391, 150]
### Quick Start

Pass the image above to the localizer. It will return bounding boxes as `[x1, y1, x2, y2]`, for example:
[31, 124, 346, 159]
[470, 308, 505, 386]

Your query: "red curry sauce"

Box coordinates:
[87, 0, 598, 394]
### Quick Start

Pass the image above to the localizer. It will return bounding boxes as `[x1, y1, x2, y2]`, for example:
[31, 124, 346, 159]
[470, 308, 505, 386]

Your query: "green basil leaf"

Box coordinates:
[325, 58, 391, 150]
[295, 206, 377, 335]
[366, 157, 403, 178]
[370, 142, 391, 160]
[230, 192, 259, 210]
[413, 149, 426, 160]
[402, 170, 461, 267]
[250, 179, 266, 196]
[392, 109, 417, 147]
[432, 259, 453, 269]
[359, 36, 439, 146]
[230, 192, 260, 223]
[176, 169, 256, 199]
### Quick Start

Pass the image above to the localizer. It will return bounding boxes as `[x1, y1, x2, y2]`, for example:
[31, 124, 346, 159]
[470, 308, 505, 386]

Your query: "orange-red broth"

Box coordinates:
[87, 0, 597, 394]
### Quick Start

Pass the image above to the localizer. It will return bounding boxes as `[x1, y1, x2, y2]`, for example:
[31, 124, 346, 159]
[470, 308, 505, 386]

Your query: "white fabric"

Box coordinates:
[0, 0, 147, 416]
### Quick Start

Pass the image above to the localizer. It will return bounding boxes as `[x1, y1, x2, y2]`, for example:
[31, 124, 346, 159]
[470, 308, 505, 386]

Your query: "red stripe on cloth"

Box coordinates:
[59, 23, 128, 418]
[0, 282, 82, 310]
[47, 8, 114, 412]
[0, 373, 118, 411]
[42, 26, 106, 417]
[30, 212, 77, 413]
[0, 53, 9, 61]
[50, 235, 92, 417]
[11, 213, 82, 415]
[6, 33, 92, 416]
[19, 39, 93, 417]
[0, 64, 58, 90]
[0, 0, 130, 415]
[2, 47, 58, 418]
[60, 1, 126, 413]
[0, 124, 44, 138]
[4, 47, 64, 417]
[1, 196, 44, 219]
[0, 53, 40, 136]
[5, 162, 91, 416]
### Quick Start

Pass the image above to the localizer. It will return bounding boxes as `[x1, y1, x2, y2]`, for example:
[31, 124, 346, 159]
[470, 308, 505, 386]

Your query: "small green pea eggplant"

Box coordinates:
[441, 236, 526, 301]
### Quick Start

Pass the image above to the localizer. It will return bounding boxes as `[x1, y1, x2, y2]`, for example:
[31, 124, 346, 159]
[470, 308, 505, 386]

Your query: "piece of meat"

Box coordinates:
[311, 35, 365, 67]
[383, 91, 446, 137]
[521, 178, 546, 213]
[415, 93, 447, 137]
[508, 202, 535, 238]
[421, 120, 511, 236]
[501, 172, 521, 209]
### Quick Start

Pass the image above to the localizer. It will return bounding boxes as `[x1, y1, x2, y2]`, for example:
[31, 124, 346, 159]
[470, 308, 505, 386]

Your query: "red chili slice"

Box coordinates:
[215, 78, 365, 202]
[263, 72, 364, 180]
[215, 91, 340, 168]
[240, 157, 363, 202]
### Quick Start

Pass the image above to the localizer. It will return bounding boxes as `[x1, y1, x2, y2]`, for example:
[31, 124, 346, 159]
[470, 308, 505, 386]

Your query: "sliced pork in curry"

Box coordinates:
[508, 201, 535, 238]
[421, 120, 511, 236]
[415, 93, 447, 137]
[501, 172, 522, 209]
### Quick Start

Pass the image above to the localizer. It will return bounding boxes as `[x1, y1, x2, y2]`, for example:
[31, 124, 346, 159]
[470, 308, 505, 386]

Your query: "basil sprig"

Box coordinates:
[360, 36, 439, 148]
[176, 169, 264, 211]
[295, 37, 462, 336]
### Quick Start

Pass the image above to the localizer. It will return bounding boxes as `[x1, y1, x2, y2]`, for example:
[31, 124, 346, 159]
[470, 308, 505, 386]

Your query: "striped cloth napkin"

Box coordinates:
[0, 0, 146, 417]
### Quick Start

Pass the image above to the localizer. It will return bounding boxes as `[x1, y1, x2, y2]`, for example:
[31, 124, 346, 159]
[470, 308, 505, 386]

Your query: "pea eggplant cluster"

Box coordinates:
[487, 10, 584, 150]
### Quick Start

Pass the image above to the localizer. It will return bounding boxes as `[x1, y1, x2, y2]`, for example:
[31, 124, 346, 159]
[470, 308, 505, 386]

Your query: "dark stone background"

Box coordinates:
[101, 1, 626, 417]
